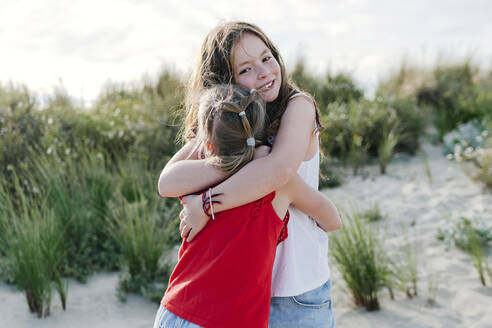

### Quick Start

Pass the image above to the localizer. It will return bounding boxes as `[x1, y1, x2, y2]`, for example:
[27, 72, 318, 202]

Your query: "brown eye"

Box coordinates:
[239, 67, 250, 75]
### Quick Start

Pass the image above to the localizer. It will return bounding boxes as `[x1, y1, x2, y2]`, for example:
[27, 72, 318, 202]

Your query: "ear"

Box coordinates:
[206, 141, 215, 153]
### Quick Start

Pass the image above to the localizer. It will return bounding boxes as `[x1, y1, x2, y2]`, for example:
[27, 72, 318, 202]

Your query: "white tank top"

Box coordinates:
[270, 93, 330, 297]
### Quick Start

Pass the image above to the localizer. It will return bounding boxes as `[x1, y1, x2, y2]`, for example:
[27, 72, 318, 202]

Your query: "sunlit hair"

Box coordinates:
[195, 84, 266, 175]
[183, 21, 322, 143]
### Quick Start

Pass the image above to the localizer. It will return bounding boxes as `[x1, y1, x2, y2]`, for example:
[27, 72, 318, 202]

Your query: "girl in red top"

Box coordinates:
[154, 85, 341, 328]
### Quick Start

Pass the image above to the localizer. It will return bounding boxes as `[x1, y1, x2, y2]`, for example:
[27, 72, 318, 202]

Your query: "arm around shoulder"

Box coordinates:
[286, 174, 342, 232]
[158, 141, 226, 197]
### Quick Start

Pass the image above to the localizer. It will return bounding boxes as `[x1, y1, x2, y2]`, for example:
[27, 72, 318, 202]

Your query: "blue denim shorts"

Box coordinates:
[153, 305, 203, 328]
[269, 279, 335, 328]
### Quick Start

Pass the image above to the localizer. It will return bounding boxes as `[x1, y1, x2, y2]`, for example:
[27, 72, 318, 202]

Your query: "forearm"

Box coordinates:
[158, 160, 227, 197]
[158, 140, 227, 197]
[309, 195, 342, 232]
[289, 175, 341, 232]
[209, 152, 294, 212]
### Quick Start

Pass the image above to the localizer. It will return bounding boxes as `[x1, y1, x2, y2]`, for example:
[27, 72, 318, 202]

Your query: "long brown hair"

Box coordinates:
[183, 21, 322, 143]
[196, 84, 266, 175]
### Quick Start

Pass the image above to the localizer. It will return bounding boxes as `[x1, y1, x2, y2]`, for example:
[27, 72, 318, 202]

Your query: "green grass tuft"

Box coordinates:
[330, 210, 389, 311]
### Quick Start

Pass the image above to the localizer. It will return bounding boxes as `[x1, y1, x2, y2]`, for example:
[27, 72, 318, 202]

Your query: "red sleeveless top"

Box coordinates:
[161, 191, 289, 328]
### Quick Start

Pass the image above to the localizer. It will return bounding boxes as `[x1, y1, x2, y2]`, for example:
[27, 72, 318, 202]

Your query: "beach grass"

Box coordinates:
[0, 175, 65, 317]
[108, 191, 178, 301]
[360, 203, 385, 223]
[426, 271, 440, 305]
[378, 121, 400, 174]
[330, 209, 389, 311]
[388, 231, 419, 298]
[437, 215, 492, 286]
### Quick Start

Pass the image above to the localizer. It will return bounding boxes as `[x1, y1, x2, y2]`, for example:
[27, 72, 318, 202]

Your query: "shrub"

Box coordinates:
[319, 156, 343, 189]
[437, 215, 492, 252]
[93, 69, 184, 166]
[437, 214, 492, 285]
[443, 119, 488, 156]
[375, 63, 428, 100]
[417, 61, 491, 137]
[375, 64, 427, 154]
[321, 101, 405, 176]
[321, 100, 389, 160]
[289, 59, 363, 111]
[348, 134, 368, 175]
[0, 83, 43, 179]
[43, 106, 134, 162]
[471, 148, 492, 188]
[377, 96, 424, 155]
[444, 119, 492, 189]
[1, 68, 184, 184]
[445, 123, 492, 189]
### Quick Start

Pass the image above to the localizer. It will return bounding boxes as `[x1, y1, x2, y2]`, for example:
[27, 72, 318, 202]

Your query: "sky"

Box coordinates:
[1, 0, 491, 106]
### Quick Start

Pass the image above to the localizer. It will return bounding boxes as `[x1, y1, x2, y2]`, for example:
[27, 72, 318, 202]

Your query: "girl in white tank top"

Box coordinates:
[270, 92, 330, 297]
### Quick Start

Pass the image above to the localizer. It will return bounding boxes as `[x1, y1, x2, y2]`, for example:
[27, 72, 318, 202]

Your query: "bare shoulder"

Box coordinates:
[283, 93, 316, 121]
[289, 91, 315, 104]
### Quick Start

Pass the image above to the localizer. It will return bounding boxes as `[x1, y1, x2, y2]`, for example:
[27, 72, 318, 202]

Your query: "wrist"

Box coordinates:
[201, 188, 224, 220]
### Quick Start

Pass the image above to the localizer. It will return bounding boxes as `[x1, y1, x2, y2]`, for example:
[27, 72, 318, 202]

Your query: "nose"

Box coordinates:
[257, 65, 269, 79]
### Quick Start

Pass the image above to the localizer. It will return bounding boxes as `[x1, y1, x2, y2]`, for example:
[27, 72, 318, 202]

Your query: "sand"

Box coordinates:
[326, 143, 492, 328]
[0, 273, 159, 328]
[1, 143, 491, 327]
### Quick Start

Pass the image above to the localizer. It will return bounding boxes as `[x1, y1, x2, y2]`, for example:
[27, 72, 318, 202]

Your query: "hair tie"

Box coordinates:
[246, 137, 255, 147]
[238, 111, 246, 116]
[240, 89, 259, 109]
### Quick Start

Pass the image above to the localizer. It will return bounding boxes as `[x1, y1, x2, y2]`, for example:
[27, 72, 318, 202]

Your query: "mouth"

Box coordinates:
[258, 80, 274, 92]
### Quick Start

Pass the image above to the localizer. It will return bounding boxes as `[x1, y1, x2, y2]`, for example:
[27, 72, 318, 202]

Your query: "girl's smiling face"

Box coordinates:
[232, 33, 281, 103]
